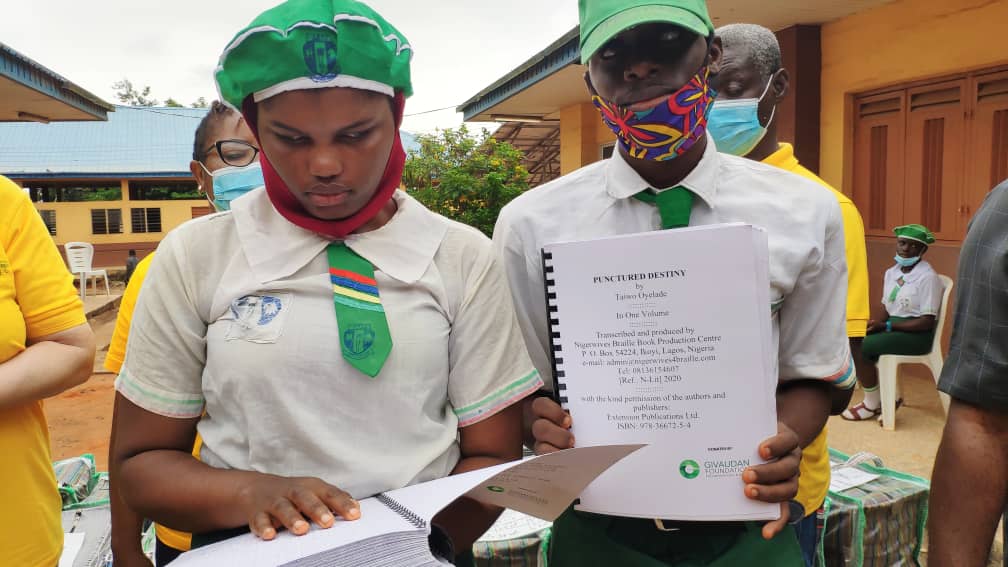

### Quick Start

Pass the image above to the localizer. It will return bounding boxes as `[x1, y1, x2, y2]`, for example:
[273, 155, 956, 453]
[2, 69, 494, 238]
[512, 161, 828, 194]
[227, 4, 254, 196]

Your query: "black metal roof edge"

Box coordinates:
[0, 42, 114, 121]
[458, 26, 581, 121]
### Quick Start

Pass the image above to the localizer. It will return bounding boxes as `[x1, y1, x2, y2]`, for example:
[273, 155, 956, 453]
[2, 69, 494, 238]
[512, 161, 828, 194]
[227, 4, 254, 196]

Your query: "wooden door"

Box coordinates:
[903, 80, 966, 240]
[852, 92, 906, 236]
[963, 70, 1008, 232]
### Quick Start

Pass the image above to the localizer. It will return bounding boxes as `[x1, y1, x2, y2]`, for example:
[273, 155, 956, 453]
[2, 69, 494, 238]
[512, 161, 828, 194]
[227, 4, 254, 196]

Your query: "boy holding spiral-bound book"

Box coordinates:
[492, 1, 855, 565]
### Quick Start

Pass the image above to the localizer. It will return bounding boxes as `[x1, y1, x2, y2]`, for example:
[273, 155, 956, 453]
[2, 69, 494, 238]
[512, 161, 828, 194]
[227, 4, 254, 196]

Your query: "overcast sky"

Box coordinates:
[2, 1, 579, 133]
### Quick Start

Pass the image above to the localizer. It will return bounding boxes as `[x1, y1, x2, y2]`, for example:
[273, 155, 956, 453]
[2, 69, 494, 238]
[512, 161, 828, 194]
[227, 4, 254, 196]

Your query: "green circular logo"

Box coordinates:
[487, 486, 505, 493]
[679, 459, 700, 479]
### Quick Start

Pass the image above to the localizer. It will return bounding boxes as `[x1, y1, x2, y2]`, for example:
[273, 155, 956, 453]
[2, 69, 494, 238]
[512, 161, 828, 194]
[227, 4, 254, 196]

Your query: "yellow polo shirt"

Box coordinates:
[105, 253, 154, 373]
[764, 144, 870, 337]
[763, 143, 870, 517]
[105, 252, 197, 552]
[0, 176, 87, 565]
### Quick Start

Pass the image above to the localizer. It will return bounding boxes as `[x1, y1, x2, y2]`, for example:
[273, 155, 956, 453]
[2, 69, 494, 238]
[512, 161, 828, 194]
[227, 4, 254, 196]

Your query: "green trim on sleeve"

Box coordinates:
[115, 370, 205, 419]
[454, 369, 543, 427]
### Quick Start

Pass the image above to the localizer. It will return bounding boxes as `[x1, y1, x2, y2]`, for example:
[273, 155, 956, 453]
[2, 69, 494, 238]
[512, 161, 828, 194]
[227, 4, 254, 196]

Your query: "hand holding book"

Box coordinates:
[529, 395, 802, 538]
[171, 445, 644, 567]
[235, 474, 361, 540]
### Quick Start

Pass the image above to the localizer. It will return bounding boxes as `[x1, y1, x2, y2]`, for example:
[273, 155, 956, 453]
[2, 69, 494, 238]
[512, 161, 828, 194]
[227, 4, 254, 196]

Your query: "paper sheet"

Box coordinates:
[477, 510, 551, 542]
[543, 224, 779, 521]
[462, 444, 644, 520]
[58, 532, 86, 567]
[829, 467, 880, 492]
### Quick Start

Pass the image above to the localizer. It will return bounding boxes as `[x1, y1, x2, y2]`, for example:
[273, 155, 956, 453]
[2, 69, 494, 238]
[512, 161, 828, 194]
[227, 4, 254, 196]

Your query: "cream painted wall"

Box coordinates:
[819, 0, 1008, 190]
[36, 199, 206, 246]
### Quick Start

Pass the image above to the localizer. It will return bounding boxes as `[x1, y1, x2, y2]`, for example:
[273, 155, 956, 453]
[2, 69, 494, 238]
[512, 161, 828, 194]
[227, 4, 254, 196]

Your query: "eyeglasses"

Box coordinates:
[203, 139, 260, 167]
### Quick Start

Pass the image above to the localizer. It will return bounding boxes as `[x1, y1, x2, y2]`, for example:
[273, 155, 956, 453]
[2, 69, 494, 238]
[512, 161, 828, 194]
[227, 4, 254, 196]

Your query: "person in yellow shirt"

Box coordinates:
[708, 23, 871, 567]
[105, 100, 263, 566]
[0, 176, 96, 565]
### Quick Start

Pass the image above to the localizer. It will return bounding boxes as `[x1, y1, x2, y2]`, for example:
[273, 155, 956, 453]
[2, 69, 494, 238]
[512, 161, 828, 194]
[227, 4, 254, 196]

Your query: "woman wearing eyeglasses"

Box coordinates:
[190, 101, 263, 212]
[105, 101, 264, 566]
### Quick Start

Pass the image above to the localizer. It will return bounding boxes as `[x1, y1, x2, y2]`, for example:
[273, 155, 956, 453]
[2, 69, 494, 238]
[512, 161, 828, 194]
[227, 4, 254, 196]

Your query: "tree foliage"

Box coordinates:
[403, 126, 529, 237]
[112, 79, 211, 108]
[112, 79, 160, 106]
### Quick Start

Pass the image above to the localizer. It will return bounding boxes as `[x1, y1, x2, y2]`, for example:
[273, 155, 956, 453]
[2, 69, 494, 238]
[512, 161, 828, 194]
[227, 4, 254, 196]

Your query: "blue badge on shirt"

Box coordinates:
[258, 296, 283, 325]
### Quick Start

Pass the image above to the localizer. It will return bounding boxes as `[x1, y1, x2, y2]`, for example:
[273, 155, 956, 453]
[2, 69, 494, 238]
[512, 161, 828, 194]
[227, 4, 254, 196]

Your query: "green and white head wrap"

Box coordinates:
[893, 224, 935, 246]
[214, 0, 413, 110]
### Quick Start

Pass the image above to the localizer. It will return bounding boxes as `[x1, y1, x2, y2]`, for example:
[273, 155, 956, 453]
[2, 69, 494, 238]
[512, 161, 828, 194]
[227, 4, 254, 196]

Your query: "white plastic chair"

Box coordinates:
[878, 274, 954, 430]
[64, 242, 110, 301]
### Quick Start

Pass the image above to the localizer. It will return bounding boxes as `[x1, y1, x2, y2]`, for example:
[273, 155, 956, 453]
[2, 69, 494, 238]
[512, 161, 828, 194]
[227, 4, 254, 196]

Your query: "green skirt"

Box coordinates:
[861, 317, 934, 362]
[547, 505, 804, 567]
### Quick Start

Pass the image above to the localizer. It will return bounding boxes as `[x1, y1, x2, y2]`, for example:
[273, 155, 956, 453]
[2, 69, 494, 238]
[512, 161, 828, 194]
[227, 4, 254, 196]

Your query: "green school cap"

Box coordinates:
[214, 0, 413, 110]
[579, 0, 714, 63]
[894, 224, 935, 245]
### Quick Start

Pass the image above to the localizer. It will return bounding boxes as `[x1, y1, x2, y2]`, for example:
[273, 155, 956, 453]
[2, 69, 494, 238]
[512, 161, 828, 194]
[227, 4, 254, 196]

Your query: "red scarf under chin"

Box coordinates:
[241, 93, 406, 240]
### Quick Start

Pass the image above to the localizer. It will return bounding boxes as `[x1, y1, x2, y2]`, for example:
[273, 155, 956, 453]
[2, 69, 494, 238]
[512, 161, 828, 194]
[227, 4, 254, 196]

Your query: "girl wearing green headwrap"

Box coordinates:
[842, 224, 944, 421]
[108, 1, 542, 564]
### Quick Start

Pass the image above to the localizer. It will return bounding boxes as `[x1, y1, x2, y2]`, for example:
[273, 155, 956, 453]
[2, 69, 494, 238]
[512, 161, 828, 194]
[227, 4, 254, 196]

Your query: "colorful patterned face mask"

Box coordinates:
[591, 65, 716, 161]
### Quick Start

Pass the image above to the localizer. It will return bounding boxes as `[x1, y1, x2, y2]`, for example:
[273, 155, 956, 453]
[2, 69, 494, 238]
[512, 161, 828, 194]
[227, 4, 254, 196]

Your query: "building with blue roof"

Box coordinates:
[1, 104, 421, 267]
[1, 41, 112, 122]
[2, 105, 216, 266]
[2, 105, 205, 179]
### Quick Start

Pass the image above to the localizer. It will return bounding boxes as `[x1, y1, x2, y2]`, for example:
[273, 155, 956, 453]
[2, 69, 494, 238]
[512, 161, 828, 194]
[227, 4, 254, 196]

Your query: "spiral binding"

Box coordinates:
[376, 493, 427, 530]
[542, 250, 569, 410]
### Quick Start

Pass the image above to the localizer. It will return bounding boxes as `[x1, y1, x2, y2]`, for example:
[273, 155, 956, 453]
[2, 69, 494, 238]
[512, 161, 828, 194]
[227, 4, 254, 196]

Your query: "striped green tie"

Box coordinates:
[328, 243, 392, 378]
[634, 186, 694, 229]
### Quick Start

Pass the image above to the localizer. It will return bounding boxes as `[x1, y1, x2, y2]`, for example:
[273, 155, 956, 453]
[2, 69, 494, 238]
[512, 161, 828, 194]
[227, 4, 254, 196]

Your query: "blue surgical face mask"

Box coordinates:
[203, 162, 264, 211]
[707, 75, 776, 157]
[894, 255, 921, 268]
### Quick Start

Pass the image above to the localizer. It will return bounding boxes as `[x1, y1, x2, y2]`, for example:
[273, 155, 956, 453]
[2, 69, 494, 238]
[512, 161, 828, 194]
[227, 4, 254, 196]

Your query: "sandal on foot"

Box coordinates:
[841, 402, 882, 421]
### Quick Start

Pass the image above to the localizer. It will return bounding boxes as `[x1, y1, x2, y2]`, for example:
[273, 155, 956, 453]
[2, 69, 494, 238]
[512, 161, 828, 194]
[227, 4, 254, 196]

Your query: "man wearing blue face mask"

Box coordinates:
[494, 1, 858, 564]
[706, 24, 781, 159]
[708, 24, 872, 563]
[105, 100, 263, 566]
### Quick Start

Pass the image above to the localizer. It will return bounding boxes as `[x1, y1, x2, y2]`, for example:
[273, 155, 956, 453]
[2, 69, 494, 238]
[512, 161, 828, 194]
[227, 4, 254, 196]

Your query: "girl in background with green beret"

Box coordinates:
[109, 0, 542, 564]
[843, 224, 944, 421]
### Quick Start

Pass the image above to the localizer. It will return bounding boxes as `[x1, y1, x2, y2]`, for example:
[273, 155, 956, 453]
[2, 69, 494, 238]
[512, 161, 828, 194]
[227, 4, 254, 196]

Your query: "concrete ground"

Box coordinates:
[827, 365, 945, 480]
[80, 280, 124, 317]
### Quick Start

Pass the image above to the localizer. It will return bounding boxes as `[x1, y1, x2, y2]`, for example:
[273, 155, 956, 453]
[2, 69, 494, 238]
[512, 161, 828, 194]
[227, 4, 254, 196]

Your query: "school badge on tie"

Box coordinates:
[328, 242, 392, 377]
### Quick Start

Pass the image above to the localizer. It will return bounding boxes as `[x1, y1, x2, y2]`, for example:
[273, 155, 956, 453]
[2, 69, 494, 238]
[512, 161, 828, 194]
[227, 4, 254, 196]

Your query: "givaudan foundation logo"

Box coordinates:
[679, 458, 751, 480]
[679, 459, 701, 479]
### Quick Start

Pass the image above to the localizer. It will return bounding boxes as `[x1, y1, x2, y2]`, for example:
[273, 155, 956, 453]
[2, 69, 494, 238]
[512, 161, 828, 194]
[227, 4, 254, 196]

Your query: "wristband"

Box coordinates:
[885, 320, 892, 333]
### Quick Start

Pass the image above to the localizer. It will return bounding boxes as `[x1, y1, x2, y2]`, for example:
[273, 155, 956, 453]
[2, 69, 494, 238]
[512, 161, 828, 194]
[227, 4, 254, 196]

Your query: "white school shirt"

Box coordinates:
[881, 260, 942, 318]
[116, 189, 541, 499]
[493, 138, 854, 392]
